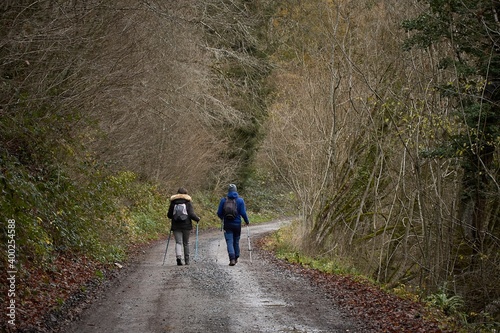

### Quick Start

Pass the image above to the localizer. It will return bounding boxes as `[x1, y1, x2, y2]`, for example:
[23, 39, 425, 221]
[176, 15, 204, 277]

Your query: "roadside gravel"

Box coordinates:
[63, 220, 372, 333]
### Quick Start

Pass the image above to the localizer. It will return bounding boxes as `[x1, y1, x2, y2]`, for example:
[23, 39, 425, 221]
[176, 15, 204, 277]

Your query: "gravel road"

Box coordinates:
[65, 220, 370, 333]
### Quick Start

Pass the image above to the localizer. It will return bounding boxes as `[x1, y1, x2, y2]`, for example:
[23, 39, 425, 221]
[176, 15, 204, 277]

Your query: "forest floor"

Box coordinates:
[4, 220, 457, 333]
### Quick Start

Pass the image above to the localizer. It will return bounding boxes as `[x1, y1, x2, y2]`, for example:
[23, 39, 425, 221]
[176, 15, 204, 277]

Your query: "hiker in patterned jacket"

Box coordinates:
[167, 187, 201, 266]
[217, 184, 250, 266]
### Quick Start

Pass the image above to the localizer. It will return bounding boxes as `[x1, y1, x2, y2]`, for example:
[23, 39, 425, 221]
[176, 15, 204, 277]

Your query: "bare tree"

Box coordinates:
[261, 0, 499, 317]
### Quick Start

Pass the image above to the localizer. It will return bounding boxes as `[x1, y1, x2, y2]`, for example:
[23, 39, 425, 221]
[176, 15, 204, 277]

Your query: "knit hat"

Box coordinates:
[228, 184, 237, 192]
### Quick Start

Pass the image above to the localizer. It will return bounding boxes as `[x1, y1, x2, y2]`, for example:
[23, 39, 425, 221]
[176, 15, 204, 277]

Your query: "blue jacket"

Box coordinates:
[217, 191, 249, 228]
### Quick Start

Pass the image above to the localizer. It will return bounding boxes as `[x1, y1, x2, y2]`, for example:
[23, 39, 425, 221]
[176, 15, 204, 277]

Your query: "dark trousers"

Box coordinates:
[224, 225, 241, 260]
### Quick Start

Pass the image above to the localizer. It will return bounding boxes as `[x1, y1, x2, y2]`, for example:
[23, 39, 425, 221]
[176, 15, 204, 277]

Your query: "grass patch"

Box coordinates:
[261, 224, 362, 277]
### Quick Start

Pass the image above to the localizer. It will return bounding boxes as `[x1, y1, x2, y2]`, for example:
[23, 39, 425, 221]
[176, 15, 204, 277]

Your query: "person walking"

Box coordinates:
[167, 187, 201, 266]
[217, 184, 249, 266]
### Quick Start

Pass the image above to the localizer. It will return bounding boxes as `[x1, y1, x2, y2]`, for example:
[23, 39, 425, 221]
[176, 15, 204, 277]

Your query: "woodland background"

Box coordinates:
[1, 0, 499, 331]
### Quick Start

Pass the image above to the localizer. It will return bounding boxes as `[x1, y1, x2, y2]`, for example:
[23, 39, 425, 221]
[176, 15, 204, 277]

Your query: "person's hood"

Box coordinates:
[227, 191, 238, 199]
[170, 193, 192, 202]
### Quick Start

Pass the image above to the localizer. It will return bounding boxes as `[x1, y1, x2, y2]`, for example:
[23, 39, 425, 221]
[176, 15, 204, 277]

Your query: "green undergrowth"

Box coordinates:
[0, 161, 170, 268]
[261, 223, 364, 278]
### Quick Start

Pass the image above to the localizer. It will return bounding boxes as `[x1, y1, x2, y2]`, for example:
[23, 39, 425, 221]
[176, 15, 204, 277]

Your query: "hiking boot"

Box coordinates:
[184, 256, 190, 265]
[235, 257, 238, 264]
[229, 259, 236, 266]
[176, 258, 183, 266]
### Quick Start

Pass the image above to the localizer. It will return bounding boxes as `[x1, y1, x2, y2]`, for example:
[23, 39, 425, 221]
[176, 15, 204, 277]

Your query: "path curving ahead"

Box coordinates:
[66, 219, 369, 333]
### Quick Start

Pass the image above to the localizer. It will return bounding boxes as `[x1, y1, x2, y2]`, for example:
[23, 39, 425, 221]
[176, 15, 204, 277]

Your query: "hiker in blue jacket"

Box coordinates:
[167, 187, 200, 266]
[217, 184, 249, 266]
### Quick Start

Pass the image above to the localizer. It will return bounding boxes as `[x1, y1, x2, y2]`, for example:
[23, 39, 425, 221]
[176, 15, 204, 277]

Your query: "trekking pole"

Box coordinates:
[194, 222, 199, 261]
[216, 219, 223, 263]
[162, 229, 173, 266]
[246, 224, 252, 263]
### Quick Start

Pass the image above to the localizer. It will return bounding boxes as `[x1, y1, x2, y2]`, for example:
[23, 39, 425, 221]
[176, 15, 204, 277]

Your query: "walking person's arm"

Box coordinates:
[187, 201, 200, 223]
[238, 198, 249, 225]
[217, 198, 225, 220]
[167, 201, 175, 219]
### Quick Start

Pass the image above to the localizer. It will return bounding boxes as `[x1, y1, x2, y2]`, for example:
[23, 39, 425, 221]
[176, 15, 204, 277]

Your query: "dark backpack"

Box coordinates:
[173, 203, 188, 222]
[223, 197, 238, 220]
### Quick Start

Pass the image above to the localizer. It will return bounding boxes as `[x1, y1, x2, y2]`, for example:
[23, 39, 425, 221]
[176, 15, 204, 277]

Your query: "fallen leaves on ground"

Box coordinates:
[1, 254, 105, 333]
[0, 237, 162, 333]
[255, 237, 457, 333]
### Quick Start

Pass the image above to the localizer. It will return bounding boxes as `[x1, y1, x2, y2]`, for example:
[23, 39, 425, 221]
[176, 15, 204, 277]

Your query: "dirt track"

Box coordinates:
[65, 220, 371, 333]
